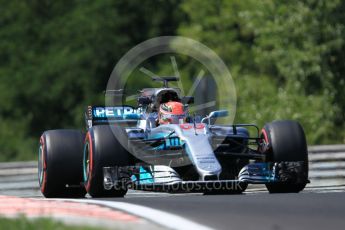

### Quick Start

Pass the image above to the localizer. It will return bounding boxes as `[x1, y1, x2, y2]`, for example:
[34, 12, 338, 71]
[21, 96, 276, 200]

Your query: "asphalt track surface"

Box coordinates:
[97, 187, 345, 230]
[1, 161, 345, 230]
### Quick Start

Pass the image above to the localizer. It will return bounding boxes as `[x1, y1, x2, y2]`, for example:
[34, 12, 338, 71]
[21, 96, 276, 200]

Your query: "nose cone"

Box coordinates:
[184, 135, 222, 179]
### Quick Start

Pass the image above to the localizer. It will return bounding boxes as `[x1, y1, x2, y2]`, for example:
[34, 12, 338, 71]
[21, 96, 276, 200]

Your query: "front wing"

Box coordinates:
[102, 162, 308, 193]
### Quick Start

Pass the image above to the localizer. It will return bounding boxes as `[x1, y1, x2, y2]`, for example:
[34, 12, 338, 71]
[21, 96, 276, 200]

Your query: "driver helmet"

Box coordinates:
[159, 101, 188, 125]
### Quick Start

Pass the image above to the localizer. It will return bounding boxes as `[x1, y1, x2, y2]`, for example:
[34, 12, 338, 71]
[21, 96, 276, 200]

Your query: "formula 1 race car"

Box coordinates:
[38, 77, 309, 198]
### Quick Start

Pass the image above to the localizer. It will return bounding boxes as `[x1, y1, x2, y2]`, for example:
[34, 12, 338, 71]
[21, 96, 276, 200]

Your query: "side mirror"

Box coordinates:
[123, 113, 141, 120]
[201, 110, 228, 125]
[208, 110, 228, 119]
[182, 96, 194, 104]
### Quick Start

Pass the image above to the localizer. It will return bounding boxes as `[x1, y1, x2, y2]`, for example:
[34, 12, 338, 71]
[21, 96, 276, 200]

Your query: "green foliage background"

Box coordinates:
[0, 0, 344, 161]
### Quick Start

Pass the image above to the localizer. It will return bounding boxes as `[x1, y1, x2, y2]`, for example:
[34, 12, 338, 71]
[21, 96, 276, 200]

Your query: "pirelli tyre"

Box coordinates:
[83, 125, 130, 198]
[261, 120, 309, 193]
[38, 130, 86, 198]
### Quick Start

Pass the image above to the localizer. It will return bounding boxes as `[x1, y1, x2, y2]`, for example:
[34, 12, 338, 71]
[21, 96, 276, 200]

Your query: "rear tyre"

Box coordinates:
[38, 130, 86, 198]
[261, 120, 308, 193]
[84, 125, 130, 198]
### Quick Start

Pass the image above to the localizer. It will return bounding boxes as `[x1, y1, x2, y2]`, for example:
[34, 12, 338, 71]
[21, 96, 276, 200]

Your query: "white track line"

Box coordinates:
[49, 198, 215, 230]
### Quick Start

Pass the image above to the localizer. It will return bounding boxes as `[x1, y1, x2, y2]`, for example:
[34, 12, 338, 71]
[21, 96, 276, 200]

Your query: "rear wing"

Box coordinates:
[85, 106, 142, 128]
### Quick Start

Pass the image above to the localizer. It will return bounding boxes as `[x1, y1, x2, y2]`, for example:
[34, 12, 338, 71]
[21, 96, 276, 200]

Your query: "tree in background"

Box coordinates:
[179, 0, 345, 144]
[0, 0, 184, 160]
[0, 0, 344, 161]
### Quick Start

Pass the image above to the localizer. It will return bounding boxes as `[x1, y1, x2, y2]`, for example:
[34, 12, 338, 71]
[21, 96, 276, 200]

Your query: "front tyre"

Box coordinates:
[83, 125, 130, 198]
[261, 120, 309, 193]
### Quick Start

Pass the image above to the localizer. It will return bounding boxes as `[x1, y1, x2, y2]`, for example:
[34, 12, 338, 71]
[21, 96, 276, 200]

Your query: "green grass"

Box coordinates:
[0, 216, 103, 230]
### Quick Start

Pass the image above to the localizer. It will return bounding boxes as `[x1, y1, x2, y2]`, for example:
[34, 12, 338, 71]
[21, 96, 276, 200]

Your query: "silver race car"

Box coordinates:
[38, 77, 309, 198]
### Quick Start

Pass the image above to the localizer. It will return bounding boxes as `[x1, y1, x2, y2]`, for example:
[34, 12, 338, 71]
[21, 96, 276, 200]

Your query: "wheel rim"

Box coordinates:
[38, 145, 44, 185]
[259, 128, 270, 153]
[83, 141, 90, 182]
